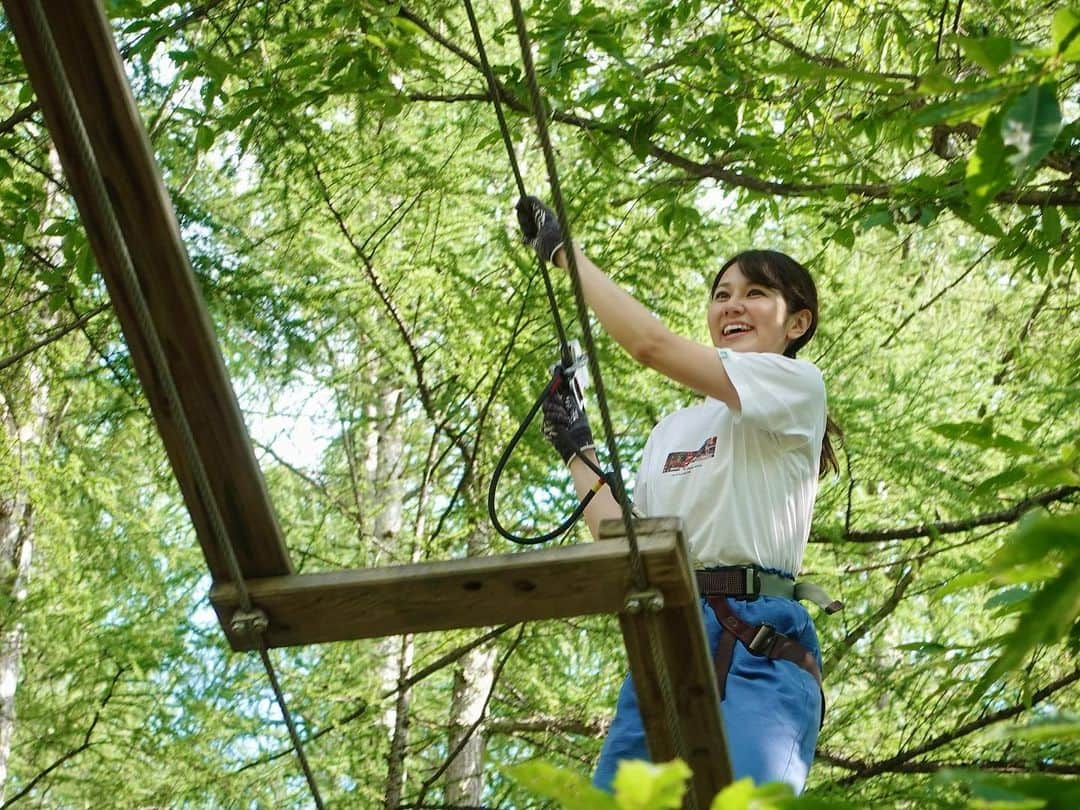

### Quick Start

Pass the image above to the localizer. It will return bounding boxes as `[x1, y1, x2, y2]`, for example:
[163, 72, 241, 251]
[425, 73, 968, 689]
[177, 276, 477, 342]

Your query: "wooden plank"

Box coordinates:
[604, 519, 733, 808]
[210, 528, 695, 651]
[2, 0, 292, 580]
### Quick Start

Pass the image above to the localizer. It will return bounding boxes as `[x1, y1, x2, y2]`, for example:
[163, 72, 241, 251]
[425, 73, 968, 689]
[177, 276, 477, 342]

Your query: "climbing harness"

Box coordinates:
[696, 568, 842, 726]
[695, 567, 843, 615]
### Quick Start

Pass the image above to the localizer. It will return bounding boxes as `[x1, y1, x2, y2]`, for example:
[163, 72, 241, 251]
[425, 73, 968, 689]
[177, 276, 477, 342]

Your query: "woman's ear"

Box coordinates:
[786, 308, 812, 342]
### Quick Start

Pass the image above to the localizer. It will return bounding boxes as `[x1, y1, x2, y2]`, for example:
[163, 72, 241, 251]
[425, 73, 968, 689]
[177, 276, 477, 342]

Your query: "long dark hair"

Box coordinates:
[711, 250, 842, 477]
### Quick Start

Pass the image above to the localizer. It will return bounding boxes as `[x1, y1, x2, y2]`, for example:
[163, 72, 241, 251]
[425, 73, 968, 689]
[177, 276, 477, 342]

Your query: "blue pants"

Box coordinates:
[592, 596, 822, 793]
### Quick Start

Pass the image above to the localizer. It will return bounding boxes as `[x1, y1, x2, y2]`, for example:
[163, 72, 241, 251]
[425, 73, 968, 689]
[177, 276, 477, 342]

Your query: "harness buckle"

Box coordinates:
[748, 623, 776, 655]
[741, 568, 762, 601]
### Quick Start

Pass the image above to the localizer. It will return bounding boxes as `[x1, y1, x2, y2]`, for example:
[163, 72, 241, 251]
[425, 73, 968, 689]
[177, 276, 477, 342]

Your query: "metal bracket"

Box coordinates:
[231, 607, 269, 638]
[624, 588, 665, 614]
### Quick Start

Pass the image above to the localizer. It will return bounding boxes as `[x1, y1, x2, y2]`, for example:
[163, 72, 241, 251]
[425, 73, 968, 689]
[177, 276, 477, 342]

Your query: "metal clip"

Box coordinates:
[748, 623, 776, 655]
[624, 588, 665, 614]
[231, 607, 269, 638]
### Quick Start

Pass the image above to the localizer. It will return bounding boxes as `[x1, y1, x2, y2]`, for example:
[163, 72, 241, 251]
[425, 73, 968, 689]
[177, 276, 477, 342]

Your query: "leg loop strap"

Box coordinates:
[706, 596, 826, 727]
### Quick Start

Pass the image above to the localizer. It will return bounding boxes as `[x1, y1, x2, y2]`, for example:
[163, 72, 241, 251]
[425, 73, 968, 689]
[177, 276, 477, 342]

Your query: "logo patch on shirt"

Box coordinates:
[662, 437, 717, 473]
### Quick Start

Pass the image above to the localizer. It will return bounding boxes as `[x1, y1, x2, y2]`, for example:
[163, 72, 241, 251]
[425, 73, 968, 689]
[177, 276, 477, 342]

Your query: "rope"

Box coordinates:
[503, 1, 696, 795]
[19, 4, 324, 805]
[503, 0, 644, 589]
[461, 0, 571, 367]
[488, 366, 611, 545]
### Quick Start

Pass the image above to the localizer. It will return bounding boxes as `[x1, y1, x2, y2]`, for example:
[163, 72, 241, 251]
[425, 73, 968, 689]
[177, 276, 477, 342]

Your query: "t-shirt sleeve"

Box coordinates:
[716, 349, 826, 445]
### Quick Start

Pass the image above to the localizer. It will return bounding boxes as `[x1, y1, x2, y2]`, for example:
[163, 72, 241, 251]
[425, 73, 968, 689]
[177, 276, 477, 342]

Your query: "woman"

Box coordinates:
[516, 196, 839, 793]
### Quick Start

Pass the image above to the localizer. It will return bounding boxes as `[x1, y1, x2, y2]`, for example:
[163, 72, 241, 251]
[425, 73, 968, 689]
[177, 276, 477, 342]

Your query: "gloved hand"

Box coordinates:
[541, 371, 594, 464]
[515, 196, 565, 264]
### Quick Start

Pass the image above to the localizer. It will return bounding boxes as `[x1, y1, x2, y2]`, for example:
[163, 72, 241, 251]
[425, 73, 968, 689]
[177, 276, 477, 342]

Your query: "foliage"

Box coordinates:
[0, 0, 1077, 807]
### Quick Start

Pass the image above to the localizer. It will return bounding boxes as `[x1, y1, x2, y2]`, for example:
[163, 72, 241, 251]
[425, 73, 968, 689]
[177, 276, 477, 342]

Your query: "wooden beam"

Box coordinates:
[213, 516, 732, 805]
[210, 520, 694, 650]
[601, 519, 732, 808]
[2, 0, 292, 580]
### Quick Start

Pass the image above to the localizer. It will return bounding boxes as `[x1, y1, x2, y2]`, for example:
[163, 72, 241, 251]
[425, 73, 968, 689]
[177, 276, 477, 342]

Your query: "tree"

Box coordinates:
[0, 0, 1076, 806]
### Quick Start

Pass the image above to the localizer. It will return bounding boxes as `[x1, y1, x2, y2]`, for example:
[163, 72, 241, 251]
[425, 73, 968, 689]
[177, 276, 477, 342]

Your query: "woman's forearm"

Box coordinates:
[566, 449, 624, 540]
[554, 245, 667, 363]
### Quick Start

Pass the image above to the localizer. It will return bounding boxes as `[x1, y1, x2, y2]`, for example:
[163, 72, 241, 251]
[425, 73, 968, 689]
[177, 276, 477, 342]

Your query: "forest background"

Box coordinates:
[0, 0, 1078, 807]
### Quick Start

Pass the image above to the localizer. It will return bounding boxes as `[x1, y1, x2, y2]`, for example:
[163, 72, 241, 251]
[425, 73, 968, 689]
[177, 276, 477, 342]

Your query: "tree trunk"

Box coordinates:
[445, 645, 497, 806]
[359, 379, 416, 809]
[0, 148, 64, 799]
[382, 631, 414, 810]
[444, 525, 496, 806]
[0, 441, 35, 801]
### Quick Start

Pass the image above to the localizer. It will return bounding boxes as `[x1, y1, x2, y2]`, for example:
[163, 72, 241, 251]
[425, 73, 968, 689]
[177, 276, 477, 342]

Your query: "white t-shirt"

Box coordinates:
[633, 349, 826, 576]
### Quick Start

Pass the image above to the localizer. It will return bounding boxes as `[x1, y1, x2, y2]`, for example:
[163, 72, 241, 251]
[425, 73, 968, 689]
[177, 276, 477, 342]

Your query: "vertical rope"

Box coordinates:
[504, 0, 645, 592]
[19, 3, 324, 805]
[461, 0, 571, 366]
[504, 2, 697, 797]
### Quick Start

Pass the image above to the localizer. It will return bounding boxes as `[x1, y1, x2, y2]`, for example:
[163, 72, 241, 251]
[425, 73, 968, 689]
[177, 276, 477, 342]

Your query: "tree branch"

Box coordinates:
[828, 563, 919, 670]
[880, 246, 994, 348]
[825, 667, 1080, 786]
[814, 486, 1079, 544]
[397, 6, 1080, 208]
[231, 624, 518, 776]
[0, 303, 110, 374]
[487, 714, 607, 738]
[2, 665, 125, 808]
[412, 626, 525, 807]
[818, 752, 1080, 776]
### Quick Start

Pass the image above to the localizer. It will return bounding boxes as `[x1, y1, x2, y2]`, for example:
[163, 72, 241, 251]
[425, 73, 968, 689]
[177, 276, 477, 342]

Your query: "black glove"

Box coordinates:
[515, 196, 565, 264]
[541, 371, 594, 464]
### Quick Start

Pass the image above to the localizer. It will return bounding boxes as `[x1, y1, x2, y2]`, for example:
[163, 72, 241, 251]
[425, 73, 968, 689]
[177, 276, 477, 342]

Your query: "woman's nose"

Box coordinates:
[720, 298, 745, 315]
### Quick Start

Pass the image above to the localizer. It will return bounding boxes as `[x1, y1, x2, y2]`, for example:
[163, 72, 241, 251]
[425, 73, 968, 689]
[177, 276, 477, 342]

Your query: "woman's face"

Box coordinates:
[707, 264, 811, 354]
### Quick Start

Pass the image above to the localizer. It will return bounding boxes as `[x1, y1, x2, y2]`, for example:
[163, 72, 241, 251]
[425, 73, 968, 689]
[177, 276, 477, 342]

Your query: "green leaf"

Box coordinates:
[709, 778, 795, 809]
[965, 110, 1011, 211]
[957, 36, 1021, 73]
[830, 225, 854, 248]
[912, 86, 1012, 127]
[895, 641, 950, 655]
[1051, 9, 1080, 60]
[973, 465, 1029, 497]
[612, 760, 689, 809]
[983, 586, 1031, 613]
[76, 244, 96, 286]
[937, 769, 1080, 809]
[1000, 84, 1063, 176]
[1041, 206, 1063, 244]
[195, 125, 215, 152]
[0, 156, 11, 181]
[928, 420, 1037, 455]
[711, 778, 756, 810]
[858, 207, 893, 232]
[972, 514, 1080, 697]
[997, 717, 1080, 743]
[503, 760, 614, 810]
[200, 51, 236, 83]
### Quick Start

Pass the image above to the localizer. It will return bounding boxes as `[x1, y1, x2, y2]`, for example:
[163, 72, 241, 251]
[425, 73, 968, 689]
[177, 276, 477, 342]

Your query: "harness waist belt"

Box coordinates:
[695, 567, 843, 614]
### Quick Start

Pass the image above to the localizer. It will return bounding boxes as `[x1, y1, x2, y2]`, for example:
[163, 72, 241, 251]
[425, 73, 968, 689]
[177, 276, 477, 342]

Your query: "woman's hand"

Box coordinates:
[541, 374, 594, 464]
[515, 196, 564, 264]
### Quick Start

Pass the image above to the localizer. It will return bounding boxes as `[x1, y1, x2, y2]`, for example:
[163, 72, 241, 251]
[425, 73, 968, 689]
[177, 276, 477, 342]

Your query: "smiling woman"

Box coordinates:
[516, 196, 843, 794]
